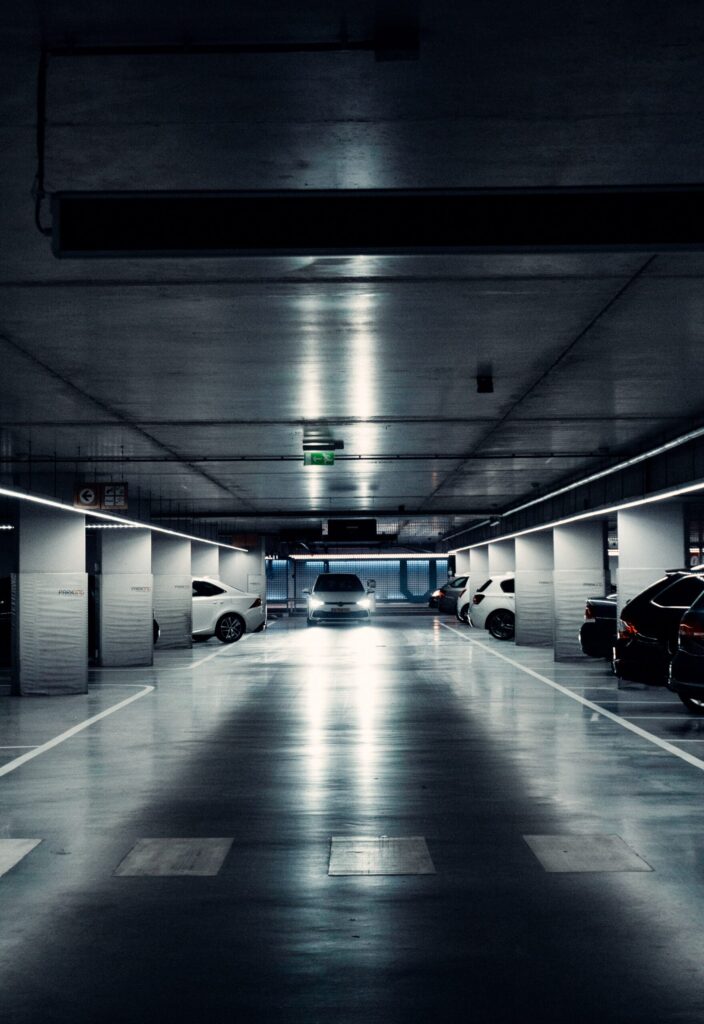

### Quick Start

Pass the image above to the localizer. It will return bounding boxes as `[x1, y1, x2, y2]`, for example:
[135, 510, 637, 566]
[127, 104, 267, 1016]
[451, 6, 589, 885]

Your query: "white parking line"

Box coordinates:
[441, 623, 704, 773]
[182, 633, 253, 670]
[0, 685, 154, 779]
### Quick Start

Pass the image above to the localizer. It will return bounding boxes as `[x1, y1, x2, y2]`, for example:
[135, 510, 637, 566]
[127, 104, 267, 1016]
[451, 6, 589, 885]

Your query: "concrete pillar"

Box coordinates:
[515, 533, 554, 647]
[454, 551, 470, 576]
[0, 523, 17, 690]
[12, 505, 88, 695]
[151, 535, 192, 649]
[97, 529, 153, 667]
[617, 505, 684, 617]
[469, 547, 489, 600]
[488, 540, 515, 575]
[219, 539, 266, 604]
[553, 521, 606, 661]
[192, 542, 219, 578]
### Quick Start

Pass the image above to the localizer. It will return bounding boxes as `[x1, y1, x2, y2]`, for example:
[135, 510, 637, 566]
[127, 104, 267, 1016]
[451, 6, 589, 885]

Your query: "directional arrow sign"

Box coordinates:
[74, 484, 99, 508]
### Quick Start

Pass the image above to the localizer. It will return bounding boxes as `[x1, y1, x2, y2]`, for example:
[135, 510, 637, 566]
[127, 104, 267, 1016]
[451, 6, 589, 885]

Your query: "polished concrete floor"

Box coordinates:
[2, 616, 704, 1022]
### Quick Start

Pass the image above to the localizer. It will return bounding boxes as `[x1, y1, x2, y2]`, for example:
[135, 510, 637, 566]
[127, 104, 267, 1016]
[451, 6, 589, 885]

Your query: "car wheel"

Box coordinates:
[306, 618, 316, 627]
[678, 693, 704, 715]
[215, 613, 245, 643]
[486, 609, 515, 640]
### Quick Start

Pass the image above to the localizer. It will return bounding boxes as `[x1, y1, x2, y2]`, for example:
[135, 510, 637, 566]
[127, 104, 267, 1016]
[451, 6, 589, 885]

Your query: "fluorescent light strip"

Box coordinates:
[290, 552, 447, 560]
[505, 424, 704, 520]
[0, 485, 246, 552]
[449, 478, 704, 552]
[444, 423, 704, 547]
[85, 524, 139, 529]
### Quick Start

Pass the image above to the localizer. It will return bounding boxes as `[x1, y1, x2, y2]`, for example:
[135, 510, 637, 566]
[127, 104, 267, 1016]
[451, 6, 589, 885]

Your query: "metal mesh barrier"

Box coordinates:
[266, 557, 449, 608]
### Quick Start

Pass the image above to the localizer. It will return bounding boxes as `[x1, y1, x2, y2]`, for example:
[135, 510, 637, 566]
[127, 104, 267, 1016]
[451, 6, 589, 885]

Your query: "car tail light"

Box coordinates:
[249, 598, 262, 608]
[584, 604, 594, 620]
[618, 619, 637, 639]
[472, 593, 485, 605]
[679, 620, 704, 639]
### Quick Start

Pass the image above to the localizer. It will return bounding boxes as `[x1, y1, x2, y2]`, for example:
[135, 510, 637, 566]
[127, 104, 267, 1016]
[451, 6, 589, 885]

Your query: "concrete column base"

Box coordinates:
[153, 575, 192, 649]
[98, 573, 154, 667]
[12, 572, 88, 695]
[515, 570, 554, 646]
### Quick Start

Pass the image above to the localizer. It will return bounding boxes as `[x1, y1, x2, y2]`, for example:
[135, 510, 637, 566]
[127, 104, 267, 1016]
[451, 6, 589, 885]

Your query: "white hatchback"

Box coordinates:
[192, 577, 266, 643]
[469, 573, 515, 640]
[304, 572, 374, 624]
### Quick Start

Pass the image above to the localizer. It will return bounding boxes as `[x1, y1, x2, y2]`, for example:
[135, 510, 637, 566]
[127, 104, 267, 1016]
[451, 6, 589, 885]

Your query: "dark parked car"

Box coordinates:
[579, 594, 617, 658]
[429, 576, 468, 613]
[668, 591, 704, 714]
[0, 576, 10, 667]
[613, 570, 704, 684]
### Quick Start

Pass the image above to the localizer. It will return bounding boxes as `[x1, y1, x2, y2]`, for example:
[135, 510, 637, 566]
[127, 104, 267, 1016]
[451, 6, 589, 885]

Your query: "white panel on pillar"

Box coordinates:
[553, 522, 605, 662]
[151, 536, 192, 649]
[515, 534, 554, 647]
[98, 574, 154, 667]
[13, 506, 88, 696]
[515, 573, 554, 646]
[97, 530, 153, 668]
[13, 573, 88, 695]
[153, 575, 192, 648]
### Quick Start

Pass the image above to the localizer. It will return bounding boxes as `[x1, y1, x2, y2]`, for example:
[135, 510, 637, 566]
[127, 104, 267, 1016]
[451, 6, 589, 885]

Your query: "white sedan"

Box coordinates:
[192, 577, 266, 642]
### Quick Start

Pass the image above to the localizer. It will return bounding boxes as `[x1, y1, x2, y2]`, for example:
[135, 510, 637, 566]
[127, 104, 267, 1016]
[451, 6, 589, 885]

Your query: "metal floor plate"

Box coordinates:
[524, 834, 653, 873]
[329, 836, 436, 876]
[114, 838, 233, 876]
[0, 839, 42, 877]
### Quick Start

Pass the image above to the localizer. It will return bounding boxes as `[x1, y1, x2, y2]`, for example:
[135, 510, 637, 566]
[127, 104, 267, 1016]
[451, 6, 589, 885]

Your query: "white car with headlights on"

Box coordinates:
[304, 573, 374, 625]
[192, 577, 265, 642]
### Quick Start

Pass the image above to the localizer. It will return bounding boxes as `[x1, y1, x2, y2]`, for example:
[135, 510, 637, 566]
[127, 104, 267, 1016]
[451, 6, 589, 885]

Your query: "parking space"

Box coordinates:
[2, 618, 704, 1021]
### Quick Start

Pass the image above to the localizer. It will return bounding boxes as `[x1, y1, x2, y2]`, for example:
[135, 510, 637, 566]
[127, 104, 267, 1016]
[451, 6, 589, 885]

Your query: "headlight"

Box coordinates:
[309, 597, 324, 609]
[357, 597, 371, 609]
[431, 589, 442, 598]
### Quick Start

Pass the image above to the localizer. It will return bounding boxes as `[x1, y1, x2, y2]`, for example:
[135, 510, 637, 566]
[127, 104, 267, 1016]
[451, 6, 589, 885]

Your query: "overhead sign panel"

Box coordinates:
[73, 482, 128, 511]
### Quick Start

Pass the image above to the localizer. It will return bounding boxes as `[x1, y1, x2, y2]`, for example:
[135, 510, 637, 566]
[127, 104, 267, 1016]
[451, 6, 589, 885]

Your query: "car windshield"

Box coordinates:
[313, 573, 365, 594]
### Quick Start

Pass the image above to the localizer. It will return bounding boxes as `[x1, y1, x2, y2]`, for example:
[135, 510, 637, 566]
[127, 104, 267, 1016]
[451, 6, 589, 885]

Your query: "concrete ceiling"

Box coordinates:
[1, 2, 704, 543]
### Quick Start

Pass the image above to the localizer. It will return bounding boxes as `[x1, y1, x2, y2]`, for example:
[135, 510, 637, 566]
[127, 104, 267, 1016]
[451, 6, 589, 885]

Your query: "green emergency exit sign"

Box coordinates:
[303, 451, 335, 466]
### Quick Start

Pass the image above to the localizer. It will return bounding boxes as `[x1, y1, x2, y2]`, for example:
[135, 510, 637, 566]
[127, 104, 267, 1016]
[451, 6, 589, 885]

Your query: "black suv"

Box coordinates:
[668, 590, 704, 713]
[613, 570, 704, 684]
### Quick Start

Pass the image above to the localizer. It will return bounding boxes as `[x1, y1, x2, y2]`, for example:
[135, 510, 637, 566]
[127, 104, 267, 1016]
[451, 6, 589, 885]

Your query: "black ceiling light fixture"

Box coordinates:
[302, 431, 345, 453]
[48, 186, 704, 258]
[476, 362, 494, 393]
